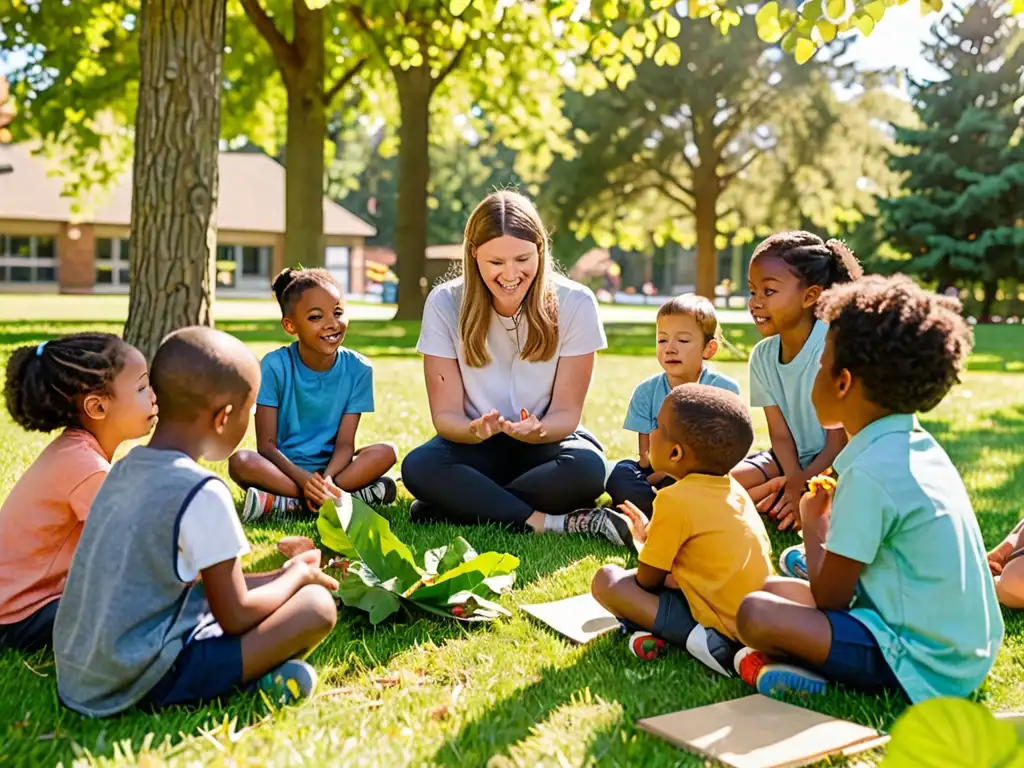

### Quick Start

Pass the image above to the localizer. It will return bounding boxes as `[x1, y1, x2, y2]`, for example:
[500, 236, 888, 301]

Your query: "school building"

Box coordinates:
[0, 144, 376, 296]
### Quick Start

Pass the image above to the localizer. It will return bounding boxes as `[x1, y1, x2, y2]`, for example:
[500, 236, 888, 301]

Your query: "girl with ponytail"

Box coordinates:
[0, 333, 156, 651]
[732, 232, 864, 533]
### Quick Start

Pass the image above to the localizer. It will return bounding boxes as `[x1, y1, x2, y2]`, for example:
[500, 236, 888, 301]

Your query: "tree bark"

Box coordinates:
[281, 4, 325, 269]
[124, 0, 225, 362]
[693, 175, 719, 300]
[393, 66, 432, 321]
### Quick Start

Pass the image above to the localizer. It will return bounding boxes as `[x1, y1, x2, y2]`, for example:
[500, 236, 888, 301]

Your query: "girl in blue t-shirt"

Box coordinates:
[731, 232, 862, 532]
[228, 268, 397, 520]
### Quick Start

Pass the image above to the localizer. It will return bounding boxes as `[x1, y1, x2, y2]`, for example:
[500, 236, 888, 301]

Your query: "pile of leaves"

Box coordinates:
[317, 494, 519, 624]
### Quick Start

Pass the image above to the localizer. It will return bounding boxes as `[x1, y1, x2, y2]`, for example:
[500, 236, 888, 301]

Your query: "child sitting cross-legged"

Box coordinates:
[734, 276, 1004, 703]
[230, 267, 397, 521]
[54, 327, 339, 717]
[605, 294, 741, 517]
[591, 383, 773, 678]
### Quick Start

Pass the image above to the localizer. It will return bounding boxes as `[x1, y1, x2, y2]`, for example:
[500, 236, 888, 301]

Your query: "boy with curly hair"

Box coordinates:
[734, 275, 1003, 704]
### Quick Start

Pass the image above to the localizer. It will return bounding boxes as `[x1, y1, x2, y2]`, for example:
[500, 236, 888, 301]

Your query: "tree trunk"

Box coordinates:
[124, 0, 225, 361]
[693, 178, 719, 300]
[282, 5, 325, 270]
[980, 279, 999, 322]
[393, 66, 432, 321]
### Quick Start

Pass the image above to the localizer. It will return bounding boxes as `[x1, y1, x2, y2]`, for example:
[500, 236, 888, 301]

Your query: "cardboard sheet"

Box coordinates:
[637, 694, 888, 768]
[520, 593, 620, 644]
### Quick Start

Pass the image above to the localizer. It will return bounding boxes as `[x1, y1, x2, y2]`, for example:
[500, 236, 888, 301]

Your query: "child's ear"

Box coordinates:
[213, 403, 234, 434]
[281, 317, 297, 336]
[669, 442, 684, 463]
[836, 368, 854, 399]
[81, 393, 107, 421]
[802, 284, 823, 308]
[702, 338, 719, 361]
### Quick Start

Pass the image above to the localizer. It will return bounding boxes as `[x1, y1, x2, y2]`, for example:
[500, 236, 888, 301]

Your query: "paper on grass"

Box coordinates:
[520, 593, 620, 644]
[637, 694, 888, 768]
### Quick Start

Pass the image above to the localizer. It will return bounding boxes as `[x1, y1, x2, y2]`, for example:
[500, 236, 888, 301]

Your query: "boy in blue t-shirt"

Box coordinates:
[606, 294, 740, 515]
[734, 276, 1003, 704]
[229, 268, 397, 520]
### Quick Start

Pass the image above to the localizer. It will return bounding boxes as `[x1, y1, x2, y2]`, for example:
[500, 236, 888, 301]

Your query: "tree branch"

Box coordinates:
[432, 1, 500, 94]
[713, 86, 778, 154]
[719, 144, 774, 188]
[239, 0, 299, 76]
[346, 3, 388, 63]
[324, 58, 368, 105]
[654, 181, 696, 214]
[649, 164, 696, 202]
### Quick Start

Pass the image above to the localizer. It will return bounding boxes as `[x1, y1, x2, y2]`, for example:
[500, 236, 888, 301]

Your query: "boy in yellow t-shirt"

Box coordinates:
[591, 383, 773, 676]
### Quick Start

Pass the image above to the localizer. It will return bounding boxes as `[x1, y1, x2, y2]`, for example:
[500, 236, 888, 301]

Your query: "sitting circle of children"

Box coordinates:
[0, 190, 1010, 724]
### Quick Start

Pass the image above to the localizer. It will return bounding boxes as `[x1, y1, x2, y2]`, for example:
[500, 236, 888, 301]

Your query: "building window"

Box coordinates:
[325, 246, 350, 293]
[0, 234, 58, 284]
[95, 238, 131, 286]
[217, 244, 271, 289]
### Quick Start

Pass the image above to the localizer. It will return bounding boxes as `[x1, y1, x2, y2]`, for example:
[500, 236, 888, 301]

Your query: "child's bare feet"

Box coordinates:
[278, 535, 317, 559]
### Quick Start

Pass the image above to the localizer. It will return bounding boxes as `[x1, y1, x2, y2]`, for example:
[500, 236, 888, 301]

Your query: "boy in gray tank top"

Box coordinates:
[54, 327, 340, 717]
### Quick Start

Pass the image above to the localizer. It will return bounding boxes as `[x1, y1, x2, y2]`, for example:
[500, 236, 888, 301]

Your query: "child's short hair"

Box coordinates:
[151, 327, 256, 421]
[663, 383, 754, 475]
[753, 231, 864, 293]
[3, 333, 131, 433]
[657, 293, 719, 345]
[272, 267, 342, 316]
[817, 275, 973, 413]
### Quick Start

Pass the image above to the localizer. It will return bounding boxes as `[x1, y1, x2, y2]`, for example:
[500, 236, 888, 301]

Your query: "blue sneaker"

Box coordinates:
[257, 659, 318, 706]
[779, 544, 808, 581]
[735, 648, 827, 697]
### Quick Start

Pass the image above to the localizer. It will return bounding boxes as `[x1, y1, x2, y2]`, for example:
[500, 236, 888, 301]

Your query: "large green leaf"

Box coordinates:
[411, 552, 520, 606]
[415, 591, 512, 623]
[337, 562, 403, 625]
[317, 495, 423, 592]
[424, 537, 478, 576]
[882, 698, 1020, 767]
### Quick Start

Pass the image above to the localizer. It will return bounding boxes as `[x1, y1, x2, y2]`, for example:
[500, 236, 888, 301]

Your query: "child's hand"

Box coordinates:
[988, 542, 1013, 576]
[769, 479, 805, 531]
[303, 565, 339, 593]
[499, 411, 547, 443]
[323, 475, 343, 499]
[798, 482, 833, 526]
[304, 472, 329, 509]
[752, 476, 787, 511]
[617, 500, 650, 544]
[284, 548, 323, 570]
[469, 410, 501, 442]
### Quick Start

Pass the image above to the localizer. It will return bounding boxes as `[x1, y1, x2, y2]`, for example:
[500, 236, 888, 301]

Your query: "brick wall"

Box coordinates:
[58, 223, 95, 293]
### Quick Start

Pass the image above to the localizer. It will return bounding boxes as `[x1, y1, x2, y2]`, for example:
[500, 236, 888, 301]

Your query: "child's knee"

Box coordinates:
[736, 593, 775, 646]
[591, 564, 627, 601]
[228, 450, 258, 483]
[296, 585, 338, 636]
[374, 442, 398, 469]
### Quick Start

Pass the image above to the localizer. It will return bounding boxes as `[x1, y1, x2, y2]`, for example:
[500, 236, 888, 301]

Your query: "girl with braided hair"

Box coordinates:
[731, 231, 863, 533]
[0, 333, 157, 651]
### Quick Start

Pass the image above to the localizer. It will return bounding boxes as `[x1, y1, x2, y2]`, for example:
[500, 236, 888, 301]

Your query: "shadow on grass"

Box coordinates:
[429, 635, 906, 766]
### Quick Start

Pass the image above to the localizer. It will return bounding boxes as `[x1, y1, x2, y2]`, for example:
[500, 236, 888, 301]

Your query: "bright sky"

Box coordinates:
[844, 2, 947, 82]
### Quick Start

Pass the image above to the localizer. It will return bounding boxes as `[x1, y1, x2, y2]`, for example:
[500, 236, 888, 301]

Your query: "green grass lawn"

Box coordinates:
[2, 302, 1024, 767]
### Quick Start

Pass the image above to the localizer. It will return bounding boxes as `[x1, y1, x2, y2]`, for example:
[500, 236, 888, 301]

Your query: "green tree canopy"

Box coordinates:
[877, 0, 1024, 317]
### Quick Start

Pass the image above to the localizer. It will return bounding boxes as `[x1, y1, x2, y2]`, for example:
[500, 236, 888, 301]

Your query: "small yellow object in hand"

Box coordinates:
[807, 473, 837, 497]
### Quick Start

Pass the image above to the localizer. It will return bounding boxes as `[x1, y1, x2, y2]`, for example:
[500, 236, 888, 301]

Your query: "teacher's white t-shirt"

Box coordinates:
[417, 274, 608, 421]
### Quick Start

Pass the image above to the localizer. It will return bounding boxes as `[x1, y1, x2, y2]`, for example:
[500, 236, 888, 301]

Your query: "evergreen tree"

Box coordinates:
[879, 0, 1024, 318]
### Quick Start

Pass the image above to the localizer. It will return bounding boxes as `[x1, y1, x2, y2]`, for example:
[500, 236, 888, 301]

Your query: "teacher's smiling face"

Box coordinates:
[474, 235, 540, 316]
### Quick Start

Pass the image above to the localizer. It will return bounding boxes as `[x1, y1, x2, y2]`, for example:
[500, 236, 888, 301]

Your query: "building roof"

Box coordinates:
[0, 144, 376, 238]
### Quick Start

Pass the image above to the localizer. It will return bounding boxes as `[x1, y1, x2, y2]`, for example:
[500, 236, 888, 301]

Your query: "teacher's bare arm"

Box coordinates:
[539, 352, 597, 443]
[423, 354, 480, 444]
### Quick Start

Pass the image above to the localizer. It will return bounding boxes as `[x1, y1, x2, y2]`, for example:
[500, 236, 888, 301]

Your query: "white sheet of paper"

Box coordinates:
[637, 694, 887, 768]
[520, 593, 620, 644]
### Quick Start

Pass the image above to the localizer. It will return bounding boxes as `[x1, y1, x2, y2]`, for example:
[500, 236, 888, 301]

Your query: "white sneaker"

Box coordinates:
[241, 487, 299, 522]
[352, 477, 398, 506]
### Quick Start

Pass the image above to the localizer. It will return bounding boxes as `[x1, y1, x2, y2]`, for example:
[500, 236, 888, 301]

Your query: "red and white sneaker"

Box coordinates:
[241, 488, 300, 523]
[627, 631, 666, 660]
[734, 647, 827, 697]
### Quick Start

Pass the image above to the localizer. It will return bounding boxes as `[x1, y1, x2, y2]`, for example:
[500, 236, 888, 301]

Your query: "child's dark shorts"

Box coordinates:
[0, 599, 60, 652]
[740, 449, 782, 482]
[140, 613, 246, 710]
[818, 610, 904, 696]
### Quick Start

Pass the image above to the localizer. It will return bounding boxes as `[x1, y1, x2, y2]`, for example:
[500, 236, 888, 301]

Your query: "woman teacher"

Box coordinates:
[401, 191, 632, 546]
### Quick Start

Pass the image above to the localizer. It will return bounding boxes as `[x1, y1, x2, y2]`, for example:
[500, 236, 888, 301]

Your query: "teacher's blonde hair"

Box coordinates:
[459, 191, 559, 368]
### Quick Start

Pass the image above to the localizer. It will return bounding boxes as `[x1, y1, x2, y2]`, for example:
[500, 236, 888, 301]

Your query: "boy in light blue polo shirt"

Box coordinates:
[734, 276, 1003, 704]
[606, 294, 740, 515]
